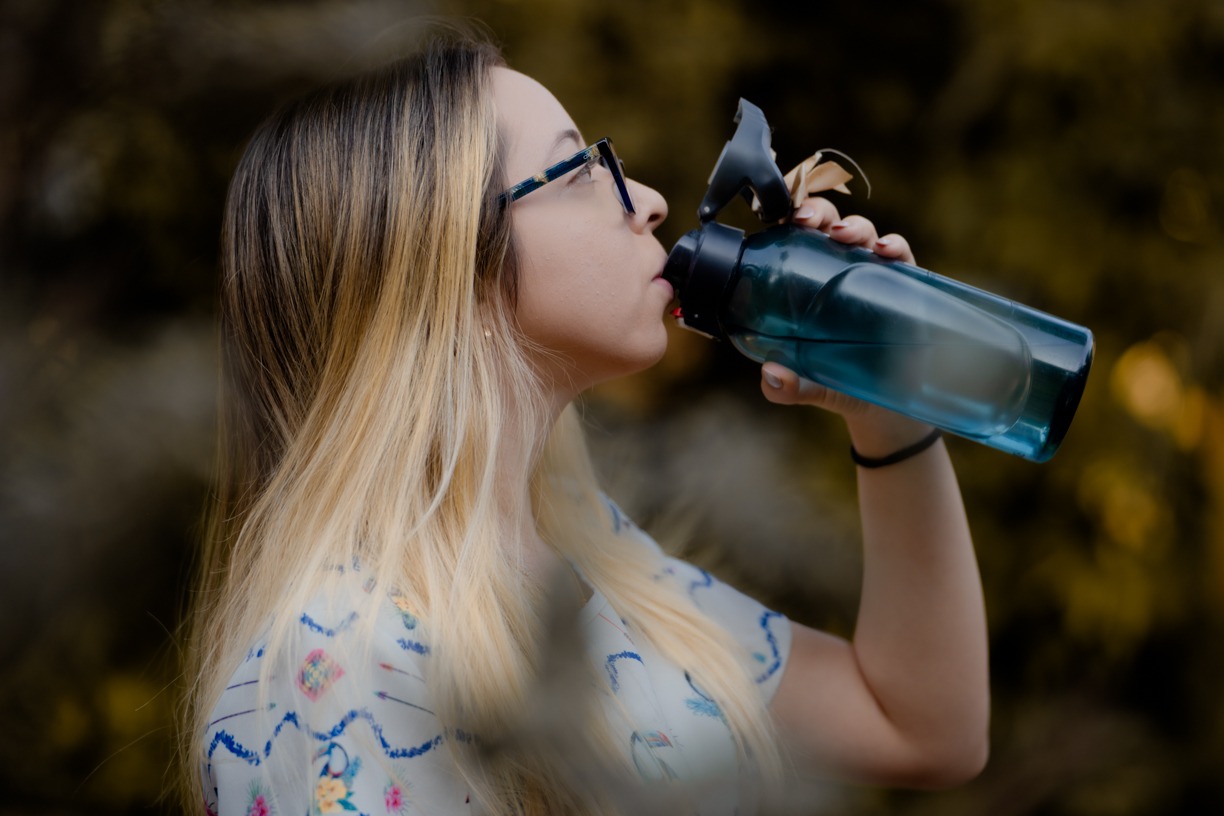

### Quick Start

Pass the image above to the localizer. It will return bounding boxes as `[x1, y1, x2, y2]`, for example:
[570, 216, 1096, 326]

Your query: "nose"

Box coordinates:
[626, 178, 668, 234]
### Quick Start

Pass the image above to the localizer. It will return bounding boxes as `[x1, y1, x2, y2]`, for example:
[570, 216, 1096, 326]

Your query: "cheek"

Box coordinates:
[511, 216, 592, 333]
[515, 257, 602, 348]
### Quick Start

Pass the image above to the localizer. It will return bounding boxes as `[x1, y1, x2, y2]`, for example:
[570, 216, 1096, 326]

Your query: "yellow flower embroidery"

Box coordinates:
[314, 777, 348, 815]
[389, 593, 418, 630]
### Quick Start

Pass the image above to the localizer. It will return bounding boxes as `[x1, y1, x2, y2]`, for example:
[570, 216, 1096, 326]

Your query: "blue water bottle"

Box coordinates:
[663, 100, 1093, 462]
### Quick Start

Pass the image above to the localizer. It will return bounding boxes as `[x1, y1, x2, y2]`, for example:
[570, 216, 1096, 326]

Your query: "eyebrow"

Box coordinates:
[544, 128, 583, 164]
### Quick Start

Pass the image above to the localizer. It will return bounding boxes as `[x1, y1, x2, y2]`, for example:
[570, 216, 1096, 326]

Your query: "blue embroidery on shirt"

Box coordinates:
[317, 740, 362, 787]
[605, 497, 624, 534]
[224, 679, 259, 691]
[299, 611, 358, 638]
[604, 650, 643, 693]
[265, 710, 302, 757]
[376, 691, 434, 716]
[207, 707, 257, 728]
[685, 697, 723, 719]
[687, 568, 714, 596]
[397, 638, 430, 656]
[754, 610, 785, 684]
[602, 495, 640, 537]
[317, 710, 442, 760]
[208, 708, 445, 767]
[205, 712, 303, 768]
[630, 731, 680, 781]
[683, 671, 724, 720]
[206, 729, 263, 766]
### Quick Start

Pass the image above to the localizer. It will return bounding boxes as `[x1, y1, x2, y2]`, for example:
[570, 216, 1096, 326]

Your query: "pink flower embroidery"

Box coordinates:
[246, 795, 269, 816]
[384, 784, 404, 812]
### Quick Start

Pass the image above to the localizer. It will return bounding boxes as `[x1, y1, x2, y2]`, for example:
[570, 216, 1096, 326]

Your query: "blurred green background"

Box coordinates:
[2, 0, 1222, 813]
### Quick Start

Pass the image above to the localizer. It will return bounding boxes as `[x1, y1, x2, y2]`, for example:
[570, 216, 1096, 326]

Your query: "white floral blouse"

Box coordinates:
[202, 501, 792, 815]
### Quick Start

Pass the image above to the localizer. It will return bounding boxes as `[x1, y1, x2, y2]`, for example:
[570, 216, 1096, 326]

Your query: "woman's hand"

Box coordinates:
[758, 197, 935, 458]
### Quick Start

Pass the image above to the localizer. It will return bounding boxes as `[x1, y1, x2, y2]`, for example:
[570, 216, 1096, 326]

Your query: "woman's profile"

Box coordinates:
[181, 26, 989, 815]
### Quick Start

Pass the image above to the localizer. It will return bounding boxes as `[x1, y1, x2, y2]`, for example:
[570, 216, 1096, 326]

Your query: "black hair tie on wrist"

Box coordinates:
[851, 429, 943, 469]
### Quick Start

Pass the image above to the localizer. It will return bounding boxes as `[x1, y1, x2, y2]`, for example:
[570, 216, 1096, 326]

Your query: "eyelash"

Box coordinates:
[572, 156, 600, 184]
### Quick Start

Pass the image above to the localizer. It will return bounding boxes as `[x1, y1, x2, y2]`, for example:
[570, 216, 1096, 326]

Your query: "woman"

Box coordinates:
[182, 29, 989, 816]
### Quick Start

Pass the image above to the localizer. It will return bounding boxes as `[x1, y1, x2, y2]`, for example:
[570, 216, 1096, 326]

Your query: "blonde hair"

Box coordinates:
[180, 28, 781, 815]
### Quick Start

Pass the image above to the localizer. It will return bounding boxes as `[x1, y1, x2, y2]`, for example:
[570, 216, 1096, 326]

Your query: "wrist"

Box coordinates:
[851, 428, 942, 468]
[845, 413, 937, 460]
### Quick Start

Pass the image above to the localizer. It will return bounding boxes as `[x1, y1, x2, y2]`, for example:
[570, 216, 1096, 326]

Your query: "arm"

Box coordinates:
[764, 202, 990, 788]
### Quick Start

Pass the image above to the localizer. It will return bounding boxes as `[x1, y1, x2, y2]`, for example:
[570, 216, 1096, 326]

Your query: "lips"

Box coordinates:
[652, 274, 675, 302]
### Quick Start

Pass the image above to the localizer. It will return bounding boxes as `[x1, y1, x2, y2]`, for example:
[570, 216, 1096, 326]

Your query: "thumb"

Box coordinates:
[760, 362, 831, 406]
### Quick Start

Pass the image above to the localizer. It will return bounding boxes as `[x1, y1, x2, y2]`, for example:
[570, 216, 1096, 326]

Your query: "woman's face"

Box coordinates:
[492, 68, 673, 399]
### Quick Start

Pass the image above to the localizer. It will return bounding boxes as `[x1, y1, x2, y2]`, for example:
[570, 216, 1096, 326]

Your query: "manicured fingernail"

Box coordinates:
[764, 371, 782, 389]
[876, 237, 893, 248]
[794, 206, 815, 220]
[831, 220, 848, 230]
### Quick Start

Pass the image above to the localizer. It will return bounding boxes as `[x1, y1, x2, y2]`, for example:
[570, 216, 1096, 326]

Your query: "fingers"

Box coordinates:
[762, 362, 926, 434]
[828, 214, 879, 248]
[761, 362, 830, 406]
[872, 232, 916, 265]
[791, 196, 841, 232]
[791, 197, 917, 265]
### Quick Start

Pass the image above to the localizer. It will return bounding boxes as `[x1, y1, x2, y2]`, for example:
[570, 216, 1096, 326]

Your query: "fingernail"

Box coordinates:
[876, 237, 892, 247]
[764, 371, 782, 389]
[794, 206, 815, 220]
[831, 220, 848, 230]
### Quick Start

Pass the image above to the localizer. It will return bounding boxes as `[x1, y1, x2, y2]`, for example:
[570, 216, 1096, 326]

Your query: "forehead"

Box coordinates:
[491, 67, 582, 178]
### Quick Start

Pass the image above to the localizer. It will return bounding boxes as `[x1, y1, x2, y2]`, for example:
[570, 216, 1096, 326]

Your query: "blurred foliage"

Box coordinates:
[2, 0, 1222, 813]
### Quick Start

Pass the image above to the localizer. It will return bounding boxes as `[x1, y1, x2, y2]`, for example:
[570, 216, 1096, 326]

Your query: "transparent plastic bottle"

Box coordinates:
[664, 222, 1094, 462]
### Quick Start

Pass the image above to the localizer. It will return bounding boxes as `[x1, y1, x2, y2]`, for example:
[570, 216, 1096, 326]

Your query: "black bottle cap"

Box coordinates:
[663, 222, 746, 341]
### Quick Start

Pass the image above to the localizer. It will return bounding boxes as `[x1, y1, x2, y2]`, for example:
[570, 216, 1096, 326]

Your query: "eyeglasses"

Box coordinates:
[499, 137, 635, 214]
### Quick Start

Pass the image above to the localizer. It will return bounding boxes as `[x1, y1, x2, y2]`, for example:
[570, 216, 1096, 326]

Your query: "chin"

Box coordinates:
[626, 343, 670, 379]
[591, 345, 669, 388]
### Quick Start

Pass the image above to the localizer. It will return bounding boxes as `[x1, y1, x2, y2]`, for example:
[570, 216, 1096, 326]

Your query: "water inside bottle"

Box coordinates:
[727, 264, 1034, 438]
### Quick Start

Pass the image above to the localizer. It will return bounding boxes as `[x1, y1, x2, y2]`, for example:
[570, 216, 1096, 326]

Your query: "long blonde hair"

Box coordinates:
[181, 28, 782, 815]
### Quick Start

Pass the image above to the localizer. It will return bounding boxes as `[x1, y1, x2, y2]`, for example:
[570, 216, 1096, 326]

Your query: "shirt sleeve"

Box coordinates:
[600, 494, 793, 705]
[204, 580, 472, 816]
[660, 555, 793, 704]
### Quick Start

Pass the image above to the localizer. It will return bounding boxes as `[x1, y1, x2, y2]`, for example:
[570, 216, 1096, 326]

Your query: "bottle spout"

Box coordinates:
[662, 223, 746, 342]
[662, 230, 699, 291]
[697, 99, 792, 223]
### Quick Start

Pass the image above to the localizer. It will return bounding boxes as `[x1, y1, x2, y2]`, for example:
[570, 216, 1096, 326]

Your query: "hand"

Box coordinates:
[789, 196, 915, 265]
[759, 197, 936, 457]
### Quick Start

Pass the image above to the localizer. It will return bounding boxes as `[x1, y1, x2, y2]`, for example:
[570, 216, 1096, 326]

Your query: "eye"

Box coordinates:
[571, 154, 600, 184]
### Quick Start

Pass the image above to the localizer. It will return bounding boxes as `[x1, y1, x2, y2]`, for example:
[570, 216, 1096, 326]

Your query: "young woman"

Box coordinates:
[182, 30, 989, 816]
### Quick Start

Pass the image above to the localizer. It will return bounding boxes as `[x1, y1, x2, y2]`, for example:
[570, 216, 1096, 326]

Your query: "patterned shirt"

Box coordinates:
[202, 504, 792, 815]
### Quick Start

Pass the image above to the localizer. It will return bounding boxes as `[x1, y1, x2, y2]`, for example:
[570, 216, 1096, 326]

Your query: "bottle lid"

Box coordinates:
[662, 222, 745, 341]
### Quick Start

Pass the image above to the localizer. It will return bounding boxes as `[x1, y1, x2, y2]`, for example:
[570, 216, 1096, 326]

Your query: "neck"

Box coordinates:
[495, 389, 588, 601]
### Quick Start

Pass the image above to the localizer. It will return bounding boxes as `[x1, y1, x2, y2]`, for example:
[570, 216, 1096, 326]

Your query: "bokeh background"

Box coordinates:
[3, 0, 1222, 813]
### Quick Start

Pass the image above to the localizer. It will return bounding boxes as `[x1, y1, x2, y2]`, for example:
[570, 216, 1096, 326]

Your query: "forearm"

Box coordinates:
[848, 420, 990, 778]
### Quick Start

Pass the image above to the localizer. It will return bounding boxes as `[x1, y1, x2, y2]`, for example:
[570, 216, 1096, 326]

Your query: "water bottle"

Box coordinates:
[663, 100, 1093, 462]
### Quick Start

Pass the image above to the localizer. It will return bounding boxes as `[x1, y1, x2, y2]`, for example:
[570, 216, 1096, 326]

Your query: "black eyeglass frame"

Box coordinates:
[498, 137, 635, 214]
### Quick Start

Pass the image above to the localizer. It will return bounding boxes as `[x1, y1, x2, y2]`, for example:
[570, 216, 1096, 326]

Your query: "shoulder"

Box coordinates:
[599, 493, 793, 696]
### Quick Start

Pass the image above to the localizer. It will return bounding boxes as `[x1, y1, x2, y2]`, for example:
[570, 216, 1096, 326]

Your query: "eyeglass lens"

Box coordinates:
[599, 141, 634, 214]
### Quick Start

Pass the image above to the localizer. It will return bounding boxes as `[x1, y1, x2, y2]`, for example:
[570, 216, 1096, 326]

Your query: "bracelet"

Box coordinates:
[851, 429, 943, 469]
